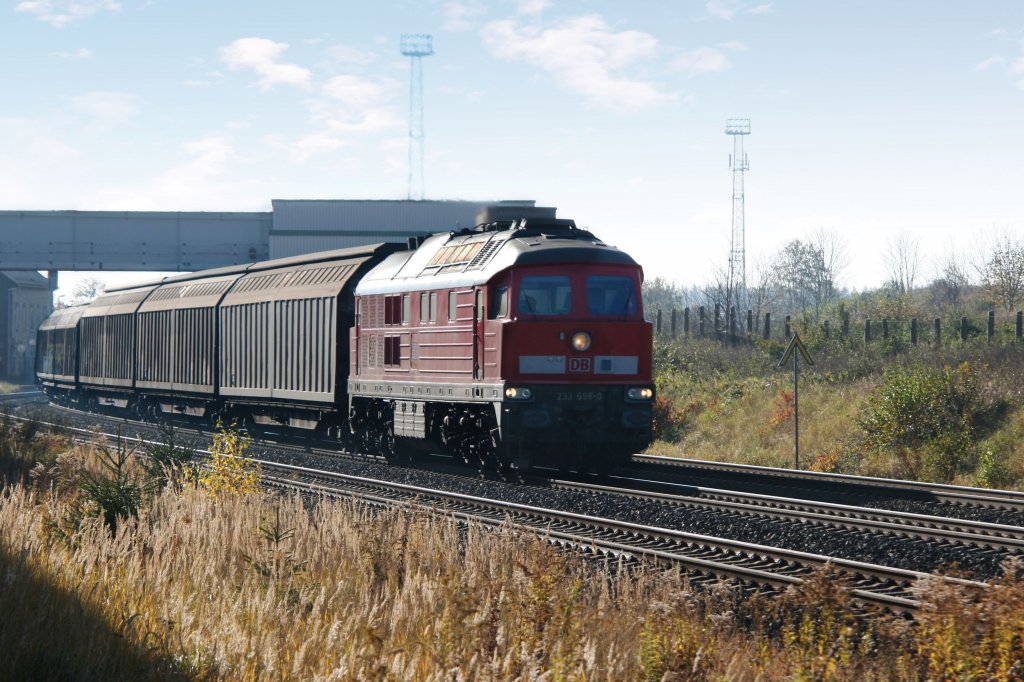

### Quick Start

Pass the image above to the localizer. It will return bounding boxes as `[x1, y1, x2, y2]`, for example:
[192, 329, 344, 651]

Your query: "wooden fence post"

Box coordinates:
[670, 309, 677, 338]
[911, 318, 918, 345]
[882, 318, 889, 339]
[684, 307, 690, 337]
[747, 309, 753, 337]
[988, 310, 995, 341]
[865, 319, 872, 342]
[763, 312, 771, 340]
[656, 309, 662, 335]
[785, 315, 792, 339]
[1017, 311, 1022, 341]
[961, 317, 968, 342]
[934, 318, 941, 347]
[842, 314, 849, 338]
[714, 304, 721, 333]
[823, 320, 830, 339]
[699, 306, 706, 337]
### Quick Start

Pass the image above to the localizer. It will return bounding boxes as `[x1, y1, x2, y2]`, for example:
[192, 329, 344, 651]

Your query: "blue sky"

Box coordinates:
[3, 0, 1023, 295]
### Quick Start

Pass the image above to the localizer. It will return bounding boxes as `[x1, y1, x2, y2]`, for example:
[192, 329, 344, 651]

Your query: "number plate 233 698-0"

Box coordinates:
[556, 391, 603, 402]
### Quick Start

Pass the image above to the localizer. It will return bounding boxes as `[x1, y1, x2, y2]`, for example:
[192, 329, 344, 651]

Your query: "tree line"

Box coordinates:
[644, 229, 1024, 326]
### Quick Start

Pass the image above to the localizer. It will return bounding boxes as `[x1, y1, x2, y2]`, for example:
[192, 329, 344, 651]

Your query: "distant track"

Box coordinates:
[545, 475, 1024, 552]
[633, 454, 1024, 512]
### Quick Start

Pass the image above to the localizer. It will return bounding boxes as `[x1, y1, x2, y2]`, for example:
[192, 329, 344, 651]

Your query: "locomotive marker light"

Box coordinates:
[571, 331, 592, 351]
[778, 332, 814, 470]
[626, 387, 654, 401]
[505, 387, 533, 400]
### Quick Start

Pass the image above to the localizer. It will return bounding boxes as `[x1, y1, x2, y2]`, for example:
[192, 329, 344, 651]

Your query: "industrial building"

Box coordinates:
[0, 271, 52, 383]
[0, 199, 545, 383]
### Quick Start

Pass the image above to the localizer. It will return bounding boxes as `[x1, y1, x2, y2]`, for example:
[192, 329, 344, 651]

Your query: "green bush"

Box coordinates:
[860, 363, 986, 481]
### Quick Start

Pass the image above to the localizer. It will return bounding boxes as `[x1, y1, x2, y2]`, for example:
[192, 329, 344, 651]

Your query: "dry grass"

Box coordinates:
[0, 381, 18, 394]
[2, 436, 1024, 680]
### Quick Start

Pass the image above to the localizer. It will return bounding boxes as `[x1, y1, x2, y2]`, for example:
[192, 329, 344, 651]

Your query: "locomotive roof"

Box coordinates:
[355, 218, 638, 296]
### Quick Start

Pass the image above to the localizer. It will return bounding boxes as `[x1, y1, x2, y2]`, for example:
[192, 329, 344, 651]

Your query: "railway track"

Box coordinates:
[7, 406, 1022, 604]
[633, 454, 1024, 512]
[12, 405, 1024, 558]
[254, 458, 986, 614]
[545, 475, 1024, 552]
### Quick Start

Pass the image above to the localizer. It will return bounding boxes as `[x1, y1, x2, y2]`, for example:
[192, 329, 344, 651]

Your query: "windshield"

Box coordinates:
[587, 275, 637, 316]
[519, 275, 572, 315]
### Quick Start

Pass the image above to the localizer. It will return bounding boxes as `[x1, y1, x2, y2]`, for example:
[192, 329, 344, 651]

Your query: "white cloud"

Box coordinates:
[0, 117, 81, 205]
[442, 0, 486, 31]
[184, 80, 212, 88]
[50, 47, 94, 60]
[705, 0, 770, 20]
[672, 47, 730, 74]
[219, 37, 311, 91]
[96, 135, 238, 210]
[15, 0, 119, 27]
[325, 44, 376, 65]
[71, 91, 140, 124]
[1012, 55, 1024, 74]
[517, 0, 551, 15]
[719, 40, 748, 51]
[705, 0, 740, 20]
[480, 15, 668, 112]
[268, 74, 402, 162]
[975, 55, 1006, 71]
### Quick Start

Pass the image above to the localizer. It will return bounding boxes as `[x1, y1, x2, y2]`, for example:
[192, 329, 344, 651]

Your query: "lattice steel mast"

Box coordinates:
[400, 34, 433, 201]
[725, 118, 750, 318]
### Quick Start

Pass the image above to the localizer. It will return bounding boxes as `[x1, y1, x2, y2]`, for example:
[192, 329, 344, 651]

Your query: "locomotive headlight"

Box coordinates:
[571, 331, 592, 352]
[505, 386, 533, 400]
[626, 387, 654, 401]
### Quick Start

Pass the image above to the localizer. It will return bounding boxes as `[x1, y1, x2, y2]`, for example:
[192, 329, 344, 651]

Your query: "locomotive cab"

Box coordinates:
[349, 217, 654, 474]
[494, 261, 654, 472]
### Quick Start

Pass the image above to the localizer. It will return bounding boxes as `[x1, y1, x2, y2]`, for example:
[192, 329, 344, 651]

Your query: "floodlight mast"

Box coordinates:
[400, 34, 433, 201]
[725, 118, 750, 332]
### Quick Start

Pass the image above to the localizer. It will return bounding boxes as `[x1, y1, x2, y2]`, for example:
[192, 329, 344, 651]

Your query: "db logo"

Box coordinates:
[569, 357, 592, 373]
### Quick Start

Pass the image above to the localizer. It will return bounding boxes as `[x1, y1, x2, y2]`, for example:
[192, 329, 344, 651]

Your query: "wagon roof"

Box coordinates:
[39, 304, 89, 330]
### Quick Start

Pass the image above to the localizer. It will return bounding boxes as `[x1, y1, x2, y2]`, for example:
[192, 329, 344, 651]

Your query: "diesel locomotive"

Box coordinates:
[36, 217, 654, 473]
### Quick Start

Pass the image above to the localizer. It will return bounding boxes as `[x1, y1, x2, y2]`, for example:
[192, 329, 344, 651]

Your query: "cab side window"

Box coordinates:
[490, 287, 508, 319]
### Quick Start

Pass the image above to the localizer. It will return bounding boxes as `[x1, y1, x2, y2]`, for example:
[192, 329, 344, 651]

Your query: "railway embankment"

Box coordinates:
[2, 415, 1024, 679]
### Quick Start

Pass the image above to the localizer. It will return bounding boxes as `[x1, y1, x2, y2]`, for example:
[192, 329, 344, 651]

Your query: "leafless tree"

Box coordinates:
[929, 246, 970, 317]
[748, 254, 778, 330]
[981, 232, 1024, 315]
[883, 233, 920, 294]
[58, 277, 106, 307]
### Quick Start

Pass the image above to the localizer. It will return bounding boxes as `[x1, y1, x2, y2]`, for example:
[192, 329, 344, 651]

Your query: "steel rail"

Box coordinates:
[253, 458, 988, 614]
[3, 409, 993, 612]
[15, 407, 1024, 551]
[633, 454, 1024, 511]
[546, 476, 1024, 552]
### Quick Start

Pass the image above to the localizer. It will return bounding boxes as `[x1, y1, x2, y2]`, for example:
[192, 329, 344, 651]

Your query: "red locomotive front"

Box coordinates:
[349, 218, 654, 473]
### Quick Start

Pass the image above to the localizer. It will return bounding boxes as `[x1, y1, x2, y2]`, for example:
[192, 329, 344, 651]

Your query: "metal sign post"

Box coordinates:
[778, 332, 814, 469]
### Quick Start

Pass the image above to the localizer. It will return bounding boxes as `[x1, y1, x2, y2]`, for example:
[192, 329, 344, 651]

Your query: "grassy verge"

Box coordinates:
[2, 434, 1024, 680]
[649, 336, 1024, 489]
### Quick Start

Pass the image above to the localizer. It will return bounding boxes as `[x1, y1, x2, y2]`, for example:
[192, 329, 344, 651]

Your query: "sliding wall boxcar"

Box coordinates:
[219, 244, 398, 406]
[136, 269, 247, 396]
[36, 304, 87, 386]
[79, 286, 156, 389]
